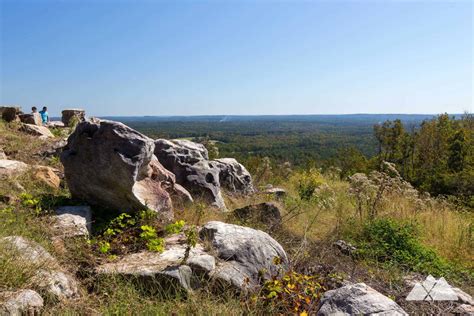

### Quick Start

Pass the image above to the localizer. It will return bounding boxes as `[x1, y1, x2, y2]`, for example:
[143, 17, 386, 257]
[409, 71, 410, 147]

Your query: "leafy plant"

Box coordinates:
[164, 220, 185, 234]
[140, 225, 165, 253]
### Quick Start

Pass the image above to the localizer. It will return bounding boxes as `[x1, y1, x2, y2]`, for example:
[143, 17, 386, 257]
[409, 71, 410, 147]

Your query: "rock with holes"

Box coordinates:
[0, 236, 80, 301]
[154, 139, 254, 210]
[200, 221, 288, 292]
[233, 202, 281, 227]
[210, 158, 254, 195]
[0, 290, 44, 316]
[53, 206, 92, 237]
[0, 160, 28, 177]
[20, 124, 54, 138]
[61, 109, 86, 127]
[317, 283, 408, 315]
[61, 119, 190, 219]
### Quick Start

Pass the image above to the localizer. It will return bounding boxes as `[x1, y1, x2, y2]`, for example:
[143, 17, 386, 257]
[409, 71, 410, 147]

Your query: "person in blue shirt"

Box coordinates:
[39, 106, 49, 125]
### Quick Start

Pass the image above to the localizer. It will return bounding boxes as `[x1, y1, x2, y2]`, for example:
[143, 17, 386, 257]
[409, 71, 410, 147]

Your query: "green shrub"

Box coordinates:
[350, 218, 453, 277]
[164, 220, 186, 234]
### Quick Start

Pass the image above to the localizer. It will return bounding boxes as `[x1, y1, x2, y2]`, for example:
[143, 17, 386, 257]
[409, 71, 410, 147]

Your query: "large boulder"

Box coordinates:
[200, 221, 288, 291]
[1, 106, 21, 122]
[0, 160, 28, 177]
[1, 236, 80, 300]
[317, 283, 407, 315]
[61, 109, 85, 127]
[154, 139, 254, 209]
[61, 119, 188, 219]
[19, 113, 42, 126]
[0, 290, 44, 316]
[96, 221, 288, 295]
[20, 124, 54, 138]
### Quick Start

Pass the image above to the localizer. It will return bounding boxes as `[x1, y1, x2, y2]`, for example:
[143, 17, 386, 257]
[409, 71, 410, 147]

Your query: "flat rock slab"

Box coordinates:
[317, 283, 408, 315]
[0, 290, 43, 316]
[20, 124, 54, 138]
[0, 159, 28, 177]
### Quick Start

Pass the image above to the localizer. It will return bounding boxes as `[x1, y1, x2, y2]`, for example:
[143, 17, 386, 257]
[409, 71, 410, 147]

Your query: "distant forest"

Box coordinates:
[109, 114, 472, 207]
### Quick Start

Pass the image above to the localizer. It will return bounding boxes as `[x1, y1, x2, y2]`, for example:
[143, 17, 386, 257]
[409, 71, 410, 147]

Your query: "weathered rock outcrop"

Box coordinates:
[20, 124, 54, 138]
[201, 221, 288, 291]
[154, 139, 254, 209]
[0, 290, 44, 316]
[1, 236, 80, 300]
[19, 113, 42, 126]
[61, 120, 189, 219]
[233, 202, 282, 227]
[317, 283, 407, 315]
[61, 109, 85, 127]
[96, 221, 287, 295]
[1, 106, 21, 122]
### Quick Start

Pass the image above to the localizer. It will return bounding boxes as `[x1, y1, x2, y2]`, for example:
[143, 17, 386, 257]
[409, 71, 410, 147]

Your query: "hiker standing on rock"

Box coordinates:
[31, 106, 38, 113]
[39, 106, 49, 125]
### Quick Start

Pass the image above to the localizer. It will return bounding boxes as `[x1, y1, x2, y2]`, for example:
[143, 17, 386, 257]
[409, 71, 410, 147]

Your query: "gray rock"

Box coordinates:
[61, 109, 86, 127]
[0, 290, 44, 316]
[19, 113, 42, 126]
[0, 160, 28, 177]
[317, 283, 408, 315]
[0, 236, 80, 301]
[96, 235, 212, 293]
[454, 304, 474, 314]
[47, 121, 65, 128]
[210, 158, 254, 195]
[61, 120, 184, 219]
[333, 240, 357, 256]
[1, 106, 21, 122]
[453, 287, 474, 305]
[233, 202, 281, 227]
[33, 269, 80, 300]
[154, 139, 254, 210]
[53, 206, 92, 237]
[200, 221, 288, 291]
[20, 124, 54, 138]
[263, 186, 287, 198]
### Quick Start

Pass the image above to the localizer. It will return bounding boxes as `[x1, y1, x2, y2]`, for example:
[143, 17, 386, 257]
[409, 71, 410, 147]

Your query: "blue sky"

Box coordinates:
[1, 0, 472, 117]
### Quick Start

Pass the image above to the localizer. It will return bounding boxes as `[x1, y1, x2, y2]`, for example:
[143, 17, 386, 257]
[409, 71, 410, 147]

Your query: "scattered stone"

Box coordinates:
[210, 158, 254, 194]
[20, 124, 54, 138]
[453, 287, 474, 305]
[263, 186, 287, 198]
[0, 290, 44, 316]
[333, 240, 357, 256]
[38, 138, 67, 157]
[454, 304, 474, 314]
[233, 202, 282, 227]
[200, 221, 288, 291]
[317, 283, 408, 315]
[19, 113, 42, 126]
[1, 106, 21, 122]
[61, 119, 187, 219]
[32, 165, 61, 188]
[32, 269, 80, 300]
[53, 206, 92, 237]
[47, 121, 65, 128]
[0, 159, 28, 177]
[0, 236, 80, 301]
[61, 109, 85, 127]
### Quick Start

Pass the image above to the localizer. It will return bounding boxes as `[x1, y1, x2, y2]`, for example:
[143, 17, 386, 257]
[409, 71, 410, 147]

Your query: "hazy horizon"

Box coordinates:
[1, 1, 472, 116]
